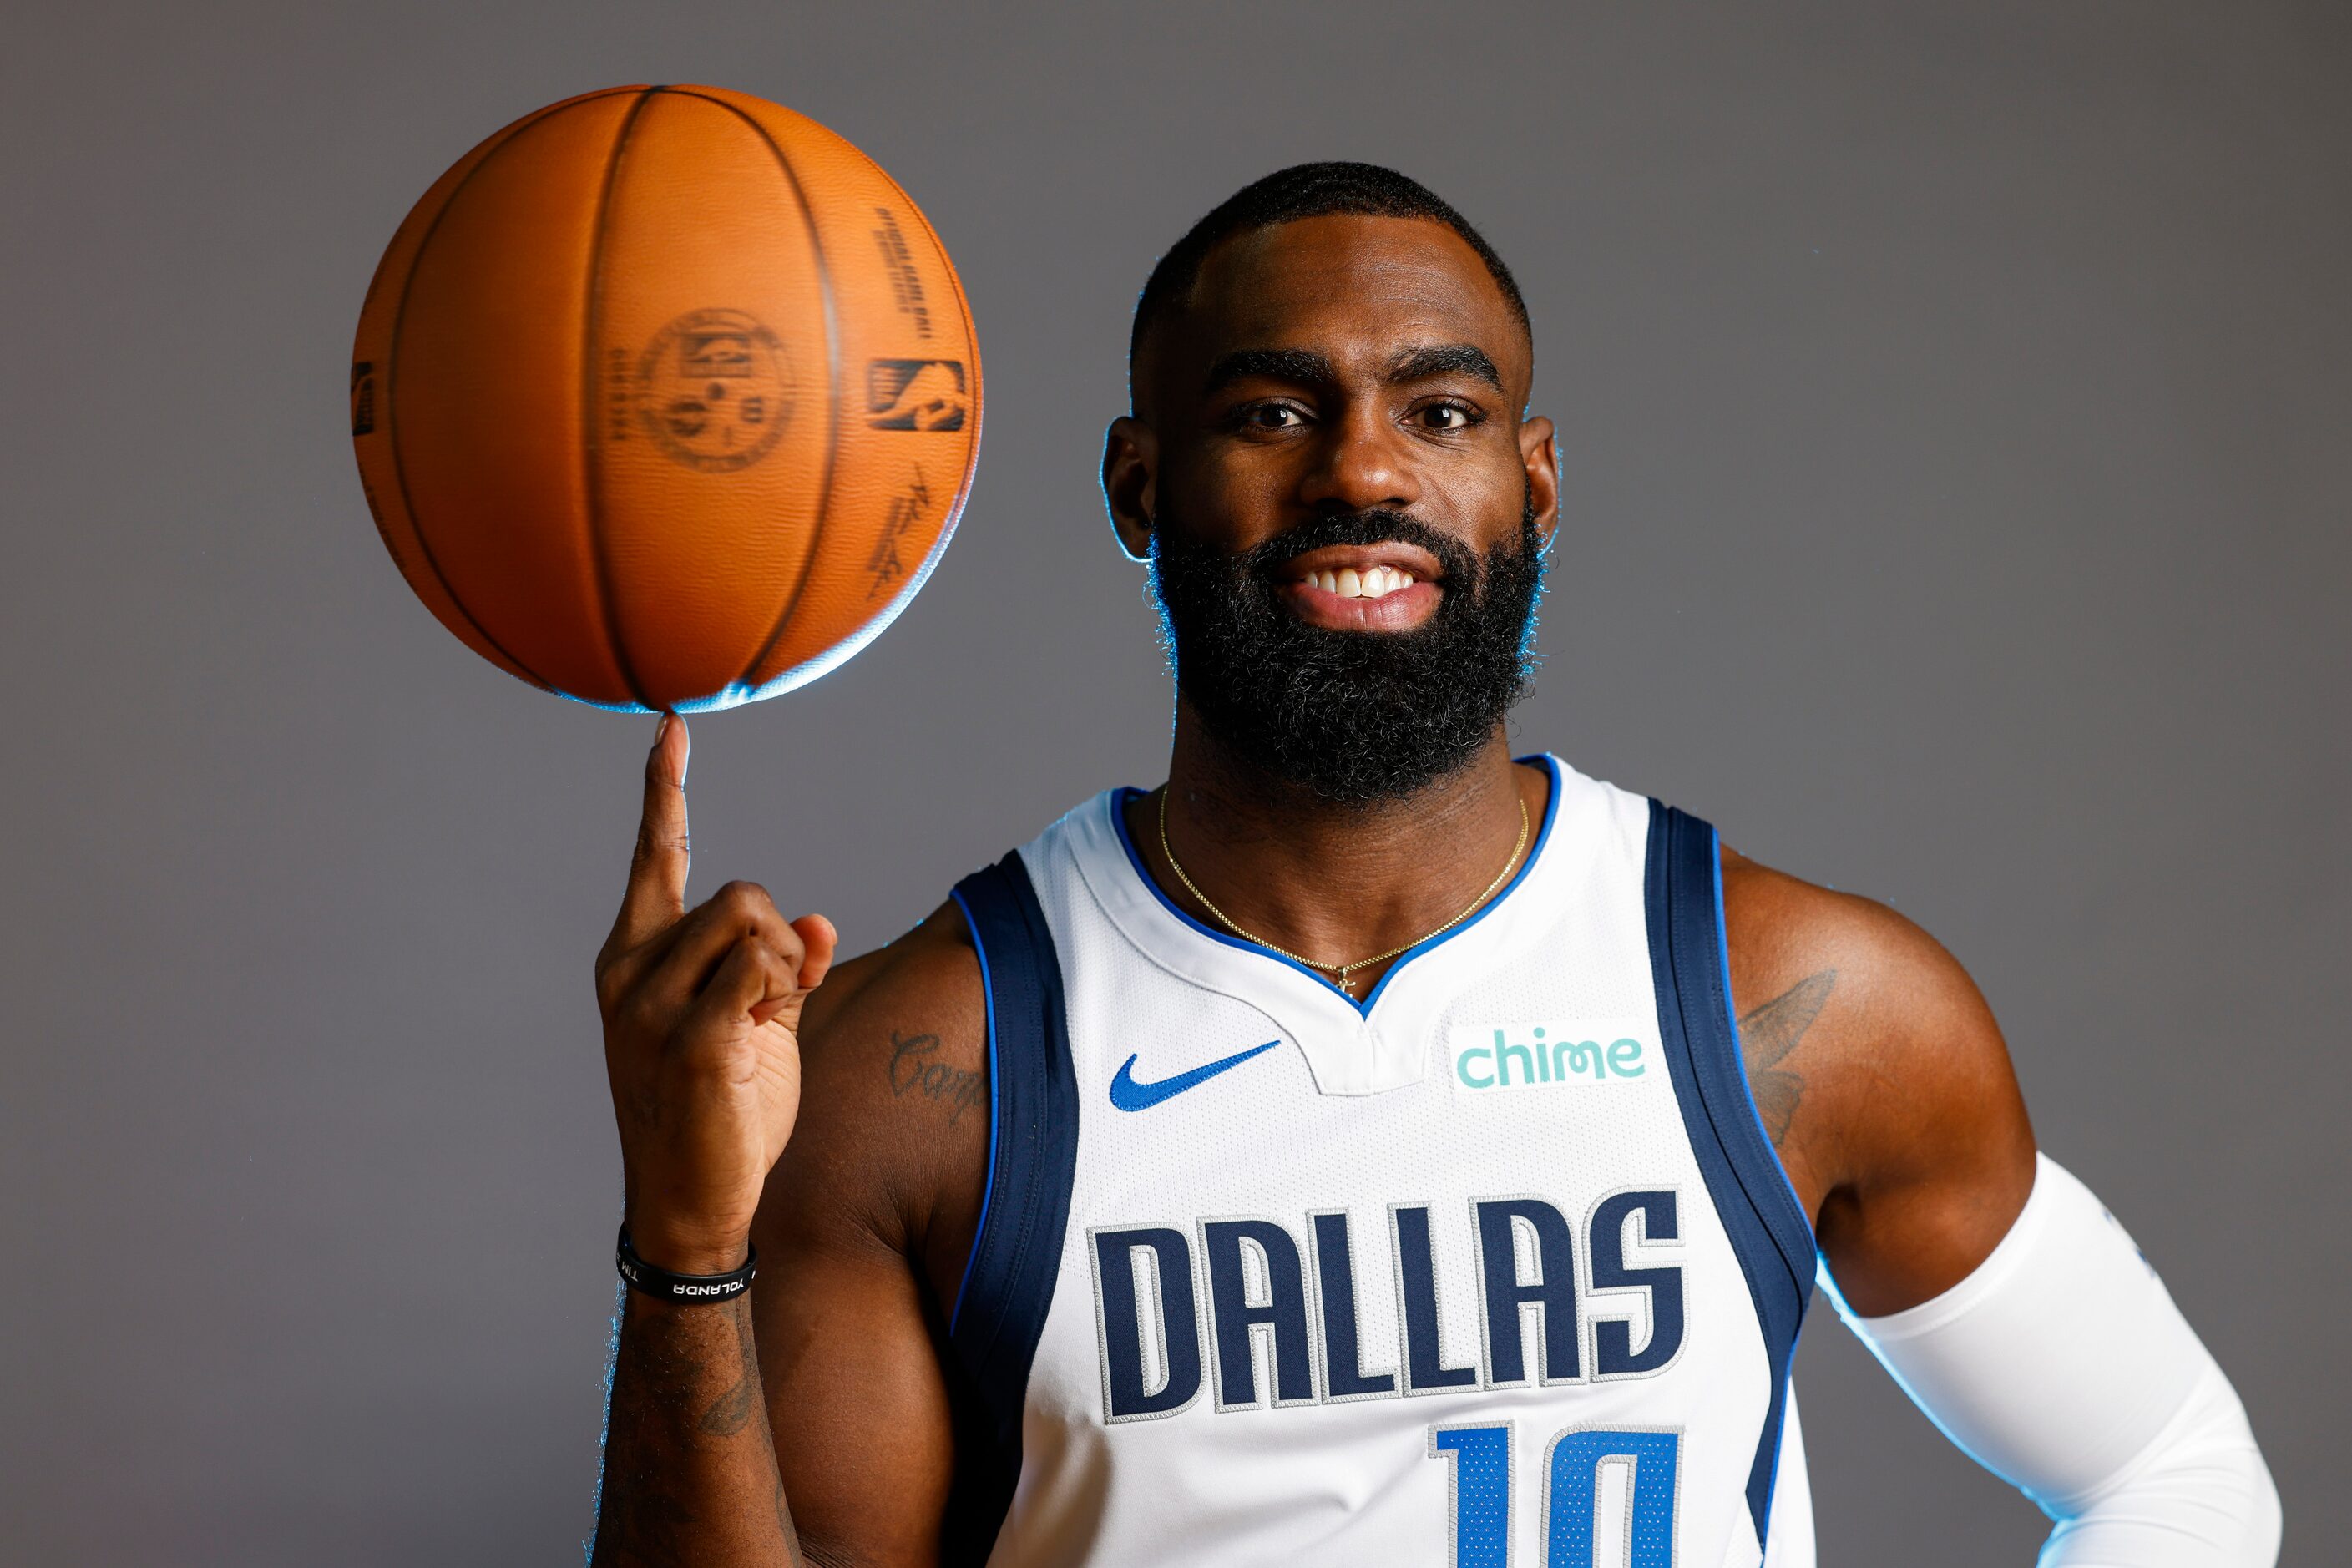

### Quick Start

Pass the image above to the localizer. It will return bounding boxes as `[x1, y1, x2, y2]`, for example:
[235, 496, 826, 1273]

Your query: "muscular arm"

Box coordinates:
[1719, 846, 2035, 1313]
[1725, 847, 2279, 1563]
[595, 1289, 805, 1566]
[589, 717, 989, 1567]
[595, 906, 988, 1567]
[750, 907, 989, 1564]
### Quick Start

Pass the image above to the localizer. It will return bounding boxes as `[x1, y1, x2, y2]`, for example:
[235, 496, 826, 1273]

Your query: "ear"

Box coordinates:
[1101, 415, 1159, 563]
[1520, 413, 1561, 553]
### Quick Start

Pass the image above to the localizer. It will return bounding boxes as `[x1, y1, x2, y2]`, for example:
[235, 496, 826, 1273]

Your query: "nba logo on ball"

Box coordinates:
[866, 358, 968, 432]
[349, 85, 983, 714]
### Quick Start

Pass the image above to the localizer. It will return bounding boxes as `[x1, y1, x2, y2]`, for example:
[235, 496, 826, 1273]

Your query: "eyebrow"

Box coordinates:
[1201, 342, 1505, 396]
[1389, 343, 1503, 391]
[1202, 347, 1334, 394]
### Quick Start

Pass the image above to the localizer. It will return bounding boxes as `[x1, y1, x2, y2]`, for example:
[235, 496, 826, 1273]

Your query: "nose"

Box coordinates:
[1296, 404, 1421, 515]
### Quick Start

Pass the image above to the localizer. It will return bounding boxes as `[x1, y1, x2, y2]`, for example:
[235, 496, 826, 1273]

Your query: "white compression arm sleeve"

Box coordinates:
[1828, 1155, 2280, 1566]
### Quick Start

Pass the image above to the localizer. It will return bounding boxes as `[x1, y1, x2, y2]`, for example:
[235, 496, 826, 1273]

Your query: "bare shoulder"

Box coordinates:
[753, 900, 989, 1311]
[1718, 846, 2021, 1149]
[1719, 845, 2036, 1312]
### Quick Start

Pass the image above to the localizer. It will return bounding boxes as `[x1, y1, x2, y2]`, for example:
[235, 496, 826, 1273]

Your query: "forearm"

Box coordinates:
[2037, 1362, 2279, 1567]
[593, 1291, 801, 1568]
[1830, 1156, 2280, 1566]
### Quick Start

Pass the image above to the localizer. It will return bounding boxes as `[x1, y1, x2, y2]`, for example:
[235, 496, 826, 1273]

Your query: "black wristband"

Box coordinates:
[615, 1225, 756, 1304]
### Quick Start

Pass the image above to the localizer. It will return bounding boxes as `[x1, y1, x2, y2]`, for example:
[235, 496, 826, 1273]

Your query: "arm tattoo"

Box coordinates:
[594, 1293, 802, 1566]
[886, 1029, 985, 1125]
[1737, 970, 1836, 1146]
[695, 1292, 761, 1437]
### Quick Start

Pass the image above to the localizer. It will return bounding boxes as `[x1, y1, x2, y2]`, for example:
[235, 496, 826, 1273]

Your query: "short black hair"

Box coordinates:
[1128, 161, 1530, 377]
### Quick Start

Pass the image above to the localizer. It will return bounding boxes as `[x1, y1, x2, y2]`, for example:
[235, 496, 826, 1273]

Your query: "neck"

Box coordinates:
[1130, 701, 1545, 995]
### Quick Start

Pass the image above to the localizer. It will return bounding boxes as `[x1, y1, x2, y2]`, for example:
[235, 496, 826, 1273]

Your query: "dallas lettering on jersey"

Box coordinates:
[1087, 1189, 1685, 1423]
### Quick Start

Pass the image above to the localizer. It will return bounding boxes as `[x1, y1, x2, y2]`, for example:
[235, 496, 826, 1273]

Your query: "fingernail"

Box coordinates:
[652, 712, 670, 748]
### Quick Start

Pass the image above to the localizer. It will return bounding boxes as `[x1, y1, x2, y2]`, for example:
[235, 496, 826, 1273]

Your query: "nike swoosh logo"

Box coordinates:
[1108, 1040, 1281, 1112]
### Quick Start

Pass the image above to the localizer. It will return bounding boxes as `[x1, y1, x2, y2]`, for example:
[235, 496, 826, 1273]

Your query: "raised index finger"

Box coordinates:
[608, 711, 691, 954]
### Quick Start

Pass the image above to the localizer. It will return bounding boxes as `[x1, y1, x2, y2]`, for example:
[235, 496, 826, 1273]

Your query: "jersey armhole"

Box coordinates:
[1643, 800, 1818, 1547]
[940, 851, 1079, 1562]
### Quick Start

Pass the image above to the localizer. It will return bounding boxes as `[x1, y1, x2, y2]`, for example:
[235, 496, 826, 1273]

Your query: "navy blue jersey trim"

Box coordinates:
[1642, 800, 1815, 1545]
[1105, 755, 1564, 1017]
[1711, 841, 1817, 1249]
[945, 884, 1003, 1329]
[941, 852, 1079, 1564]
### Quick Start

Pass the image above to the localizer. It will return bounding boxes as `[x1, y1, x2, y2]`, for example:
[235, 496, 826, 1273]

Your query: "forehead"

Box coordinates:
[1161, 214, 1528, 389]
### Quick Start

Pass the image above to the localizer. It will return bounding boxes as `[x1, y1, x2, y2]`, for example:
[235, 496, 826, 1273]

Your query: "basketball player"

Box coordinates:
[587, 165, 2279, 1565]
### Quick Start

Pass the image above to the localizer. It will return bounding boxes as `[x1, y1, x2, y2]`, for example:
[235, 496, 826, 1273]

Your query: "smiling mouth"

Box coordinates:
[1277, 545, 1446, 631]
[1295, 564, 1418, 599]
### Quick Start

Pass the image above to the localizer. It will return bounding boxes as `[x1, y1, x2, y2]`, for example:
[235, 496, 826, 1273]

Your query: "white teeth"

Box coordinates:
[1304, 565, 1419, 599]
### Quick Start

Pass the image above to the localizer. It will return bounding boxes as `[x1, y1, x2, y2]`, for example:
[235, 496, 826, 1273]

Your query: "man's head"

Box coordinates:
[1104, 162, 1559, 804]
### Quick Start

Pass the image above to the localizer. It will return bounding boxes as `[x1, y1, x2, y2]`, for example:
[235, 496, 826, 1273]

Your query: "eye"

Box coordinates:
[1414, 402, 1480, 431]
[1242, 402, 1307, 430]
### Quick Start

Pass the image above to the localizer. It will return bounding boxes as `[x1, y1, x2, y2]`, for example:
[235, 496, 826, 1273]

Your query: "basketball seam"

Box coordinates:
[579, 88, 663, 713]
[384, 93, 642, 694]
[662, 89, 844, 695]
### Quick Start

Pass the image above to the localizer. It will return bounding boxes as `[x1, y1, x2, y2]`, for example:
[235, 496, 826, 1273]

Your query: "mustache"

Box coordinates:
[1237, 509, 1484, 588]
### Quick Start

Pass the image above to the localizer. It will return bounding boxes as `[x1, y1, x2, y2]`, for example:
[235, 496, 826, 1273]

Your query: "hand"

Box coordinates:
[593, 714, 837, 1275]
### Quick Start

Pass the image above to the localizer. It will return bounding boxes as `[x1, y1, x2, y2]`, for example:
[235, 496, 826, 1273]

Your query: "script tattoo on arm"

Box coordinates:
[1737, 970, 1836, 1146]
[886, 1030, 985, 1125]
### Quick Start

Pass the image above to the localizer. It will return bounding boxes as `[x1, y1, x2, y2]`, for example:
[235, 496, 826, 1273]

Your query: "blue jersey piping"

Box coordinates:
[938, 852, 1079, 1565]
[1106, 754, 1565, 1019]
[946, 883, 1000, 1333]
[1712, 822, 1817, 1540]
[1642, 800, 1815, 1548]
[1711, 832, 1817, 1247]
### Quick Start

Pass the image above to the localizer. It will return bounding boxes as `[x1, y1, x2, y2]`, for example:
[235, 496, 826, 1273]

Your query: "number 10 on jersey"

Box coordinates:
[1429, 1423, 1681, 1566]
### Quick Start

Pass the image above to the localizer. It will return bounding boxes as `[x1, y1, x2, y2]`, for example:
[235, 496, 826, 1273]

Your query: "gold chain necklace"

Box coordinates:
[1156, 787, 1530, 995]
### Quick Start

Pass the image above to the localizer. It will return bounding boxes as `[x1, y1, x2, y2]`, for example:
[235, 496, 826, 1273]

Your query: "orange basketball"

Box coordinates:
[350, 86, 981, 712]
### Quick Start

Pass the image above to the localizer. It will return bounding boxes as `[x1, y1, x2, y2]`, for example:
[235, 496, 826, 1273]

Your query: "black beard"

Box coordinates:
[1148, 498, 1545, 805]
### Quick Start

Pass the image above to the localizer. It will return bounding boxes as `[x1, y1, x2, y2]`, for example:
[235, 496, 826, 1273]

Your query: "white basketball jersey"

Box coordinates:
[939, 758, 1818, 1567]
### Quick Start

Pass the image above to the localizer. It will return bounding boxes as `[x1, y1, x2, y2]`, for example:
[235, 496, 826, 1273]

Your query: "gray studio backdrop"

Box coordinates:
[3, 3, 2344, 1563]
